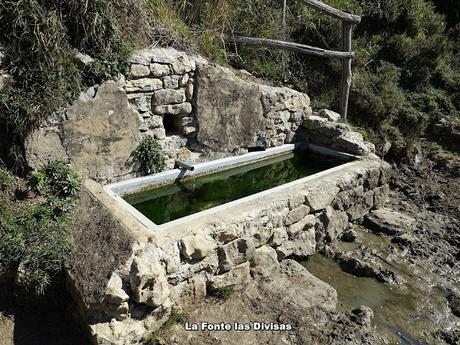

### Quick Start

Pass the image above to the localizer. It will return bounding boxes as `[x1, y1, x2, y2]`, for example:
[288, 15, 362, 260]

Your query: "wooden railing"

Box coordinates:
[223, 0, 361, 120]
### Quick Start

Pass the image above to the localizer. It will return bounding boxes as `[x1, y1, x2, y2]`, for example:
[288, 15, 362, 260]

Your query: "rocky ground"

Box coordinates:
[157, 144, 460, 345]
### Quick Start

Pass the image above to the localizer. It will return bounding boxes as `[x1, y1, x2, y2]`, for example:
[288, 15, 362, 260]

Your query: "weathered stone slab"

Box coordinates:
[217, 238, 255, 273]
[364, 208, 416, 236]
[195, 63, 264, 152]
[63, 81, 141, 182]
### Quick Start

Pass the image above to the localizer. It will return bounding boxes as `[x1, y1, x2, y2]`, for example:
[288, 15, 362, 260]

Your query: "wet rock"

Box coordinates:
[447, 292, 460, 317]
[351, 305, 374, 327]
[341, 229, 358, 242]
[180, 234, 216, 261]
[249, 245, 279, 278]
[364, 208, 416, 236]
[217, 238, 256, 273]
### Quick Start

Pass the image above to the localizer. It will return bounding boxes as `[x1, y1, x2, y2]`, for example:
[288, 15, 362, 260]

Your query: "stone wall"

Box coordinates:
[81, 159, 390, 344]
[24, 47, 315, 180]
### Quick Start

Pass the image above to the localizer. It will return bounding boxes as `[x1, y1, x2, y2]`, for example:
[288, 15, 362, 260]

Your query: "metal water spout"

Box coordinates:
[175, 160, 195, 171]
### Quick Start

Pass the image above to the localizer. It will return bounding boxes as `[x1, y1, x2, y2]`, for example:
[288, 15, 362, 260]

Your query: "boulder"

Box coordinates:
[129, 250, 170, 308]
[285, 205, 310, 226]
[320, 206, 349, 242]
[249, 246, 279, 278]
[318, 109, 341, 122]
[24, 128, 69, 170]
[277, 227, 316, 259]
[195, 63, 264, 152]
[287, 215, 316, 237]
[304, 181, 340, 212]
[217, 238, 256, 273]
[207, 262, 251, 291]
[333, 132, 375, 156]
[364, 208, 416, 236]
[62, 81, 141, 182]
[180, 234, 216, 261]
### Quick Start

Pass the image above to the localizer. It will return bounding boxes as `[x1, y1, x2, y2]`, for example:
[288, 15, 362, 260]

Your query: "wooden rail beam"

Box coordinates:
[302, 0, 361, 24]
[222, 34, 354, 59]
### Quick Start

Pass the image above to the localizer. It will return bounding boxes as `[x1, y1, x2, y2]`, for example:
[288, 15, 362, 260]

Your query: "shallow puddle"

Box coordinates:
[301, 232, 457, 344]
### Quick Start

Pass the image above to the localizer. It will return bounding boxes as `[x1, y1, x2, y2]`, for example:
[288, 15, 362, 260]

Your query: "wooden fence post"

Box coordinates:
[340, 22, 353, 120]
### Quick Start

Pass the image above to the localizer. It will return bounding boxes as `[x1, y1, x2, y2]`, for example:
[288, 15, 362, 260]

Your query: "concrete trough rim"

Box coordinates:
[104, 143, 361, 231]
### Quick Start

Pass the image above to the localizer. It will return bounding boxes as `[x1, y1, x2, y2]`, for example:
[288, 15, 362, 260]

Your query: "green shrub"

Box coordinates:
[0, 162, 80, 294]
[28, 161, 82, 202]
[133, 137, 166, 176]
[0, 168, 14, 192]
[150, 309, 187, 345]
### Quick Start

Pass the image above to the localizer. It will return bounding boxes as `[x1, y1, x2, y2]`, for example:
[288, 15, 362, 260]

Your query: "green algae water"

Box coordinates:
[124, 151, 344, 225]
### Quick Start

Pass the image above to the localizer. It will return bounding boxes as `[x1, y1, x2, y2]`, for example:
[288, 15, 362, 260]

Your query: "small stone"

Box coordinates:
[150, 115, 163, 128]
[180, 234, 216, 261]
[179, 73, 190, 87]
[73, 50, 94, 67]
[186, 83, 194, 100]
[217, 238, 255, 273]
[152, 128, 166, 140]
[105, 273, 129, 304]
[364, 208, 416, 236]
[305, 182, 340, 212]
[249, 246, 279, 278]
[153, 102, 192, 115]
[130, 64, 151, 77]
[181, 116, 194, 126]
[152, 89, 186, 106]
[183, 126, 196, 135]
[207, 262, 251, 291]
[269, 227, 288, 247]
[276, 227, 316, 259]
[163, 75, 181, 89]
[125, 78, 163, 93]
[287, 215, 316, 237]
[285, 205, 310, 226]
[150, 63, 170, 77]
[351, 305, 374, 327]
[318, 109, 341, 122]
[341, 229, 358, 242]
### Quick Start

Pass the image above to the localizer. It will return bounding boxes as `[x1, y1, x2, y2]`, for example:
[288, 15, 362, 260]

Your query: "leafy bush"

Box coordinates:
[133, 136, 166, 176]
[0, 162, 80, 294]
[28, 161, 82, 201]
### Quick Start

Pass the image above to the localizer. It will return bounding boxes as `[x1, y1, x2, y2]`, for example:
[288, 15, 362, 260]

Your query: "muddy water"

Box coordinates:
[302, 229, 458, 344]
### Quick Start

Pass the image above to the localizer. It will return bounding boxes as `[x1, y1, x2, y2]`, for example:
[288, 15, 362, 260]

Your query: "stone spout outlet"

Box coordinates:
[175, 160, 195, 172]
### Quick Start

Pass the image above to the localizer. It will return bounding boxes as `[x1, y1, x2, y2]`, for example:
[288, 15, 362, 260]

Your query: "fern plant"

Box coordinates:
[133, 136, 166, 176]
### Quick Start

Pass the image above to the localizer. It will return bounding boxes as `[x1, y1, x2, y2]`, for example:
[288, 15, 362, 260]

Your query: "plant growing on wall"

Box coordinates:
[133, 136, 166, 176]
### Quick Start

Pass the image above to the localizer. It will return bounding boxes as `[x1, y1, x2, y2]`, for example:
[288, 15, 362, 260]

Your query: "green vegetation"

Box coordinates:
[150, 309, 187, 344]
[0, 0, 458, 167]
[151, 0, 460, 157]
[133, 136, 166, 176]
[209, 285, 236, 300]
[0, 162, 81, 294]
